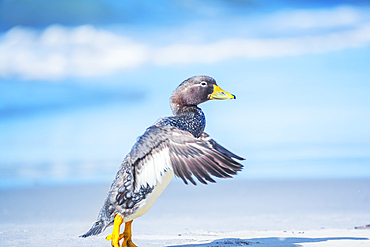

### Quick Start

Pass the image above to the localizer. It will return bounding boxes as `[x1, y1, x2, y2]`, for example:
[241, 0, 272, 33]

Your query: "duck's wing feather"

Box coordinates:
[130, 125, 244, 187]
[200, 132, 245, 161]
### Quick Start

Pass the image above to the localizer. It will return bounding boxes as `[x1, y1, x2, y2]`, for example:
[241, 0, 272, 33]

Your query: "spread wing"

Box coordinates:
[130, 125, 244, 187]
[82, 125, 244, 238]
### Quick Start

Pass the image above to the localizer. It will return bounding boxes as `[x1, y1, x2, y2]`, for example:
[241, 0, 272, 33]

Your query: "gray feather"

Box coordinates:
[80, 220, 106, 238]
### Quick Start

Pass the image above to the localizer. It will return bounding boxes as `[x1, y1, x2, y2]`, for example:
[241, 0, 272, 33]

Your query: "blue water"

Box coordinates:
[1, 1, 370, 188]
[1, 74, 369, 189]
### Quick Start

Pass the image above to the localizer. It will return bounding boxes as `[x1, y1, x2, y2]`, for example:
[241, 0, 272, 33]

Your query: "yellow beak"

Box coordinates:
[209, 85, 236, 100]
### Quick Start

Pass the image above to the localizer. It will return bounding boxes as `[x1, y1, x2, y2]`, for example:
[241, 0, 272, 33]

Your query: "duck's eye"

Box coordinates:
[200, 81, 207, 87]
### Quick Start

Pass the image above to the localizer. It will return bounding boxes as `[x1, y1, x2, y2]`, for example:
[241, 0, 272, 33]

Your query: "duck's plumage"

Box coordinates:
[155, 106, 205, 138]
[81, 75, 244, 246]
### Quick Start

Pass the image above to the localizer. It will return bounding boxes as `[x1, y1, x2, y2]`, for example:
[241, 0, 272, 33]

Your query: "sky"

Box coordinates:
[0, 0, 370, 188]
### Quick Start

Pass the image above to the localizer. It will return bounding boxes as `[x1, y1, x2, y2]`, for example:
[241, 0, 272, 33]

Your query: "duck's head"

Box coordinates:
[170, 75, 236, 115]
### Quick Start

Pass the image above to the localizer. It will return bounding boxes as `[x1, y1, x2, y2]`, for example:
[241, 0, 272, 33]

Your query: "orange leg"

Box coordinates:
[106, 214, 124, 247]
[121, 220, 137, 247]
[106, 215, 137, 247]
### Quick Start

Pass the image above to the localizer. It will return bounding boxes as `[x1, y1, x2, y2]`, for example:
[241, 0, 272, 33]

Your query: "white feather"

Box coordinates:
[124, 169, 174, 222]
[135, 147, 172, 191]
[123, 147, 174, 222]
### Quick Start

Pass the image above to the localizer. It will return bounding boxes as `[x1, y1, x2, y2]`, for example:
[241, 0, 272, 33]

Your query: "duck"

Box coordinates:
[81, 75, 244, 247]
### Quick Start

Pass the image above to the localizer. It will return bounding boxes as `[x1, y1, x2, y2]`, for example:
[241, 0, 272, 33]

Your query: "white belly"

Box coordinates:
[124, 169, 174, 222]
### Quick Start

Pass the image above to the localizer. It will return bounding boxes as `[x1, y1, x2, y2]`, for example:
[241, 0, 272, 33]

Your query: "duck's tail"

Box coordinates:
[80, 220, 106, 238]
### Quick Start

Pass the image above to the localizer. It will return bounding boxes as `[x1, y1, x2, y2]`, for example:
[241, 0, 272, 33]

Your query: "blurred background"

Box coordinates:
[0, 0, 369, 189]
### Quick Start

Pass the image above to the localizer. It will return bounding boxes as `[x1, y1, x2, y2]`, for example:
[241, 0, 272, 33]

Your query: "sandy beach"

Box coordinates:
[0, 179, 369, 246]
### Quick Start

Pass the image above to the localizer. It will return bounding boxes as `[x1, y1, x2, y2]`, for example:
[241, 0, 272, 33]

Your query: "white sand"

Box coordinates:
[0, 179, 369, 246]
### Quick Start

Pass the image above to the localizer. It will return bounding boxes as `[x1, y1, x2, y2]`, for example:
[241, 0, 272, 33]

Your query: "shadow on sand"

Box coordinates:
[168, 236, 369, 247]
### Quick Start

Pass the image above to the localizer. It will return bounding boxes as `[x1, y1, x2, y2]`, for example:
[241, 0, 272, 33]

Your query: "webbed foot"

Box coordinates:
[121, 239, 137, 247]
[106, 216, 137, 247]
[120, 220, 137, 247]
[106, 214, 124, 247]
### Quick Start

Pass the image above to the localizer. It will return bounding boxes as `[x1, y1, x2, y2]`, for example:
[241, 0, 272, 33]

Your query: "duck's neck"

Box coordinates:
[168, 94, 206, 137]
[170, 94, 184, 116]
[156, 103, 205, 138]
[170, 102, 181, 116]
[174, 105, 206, 138]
